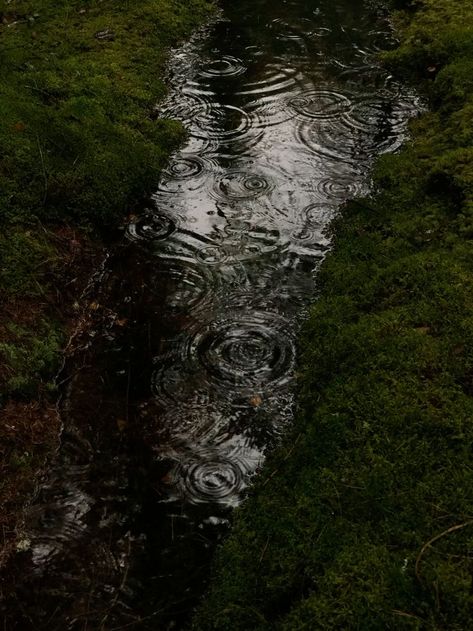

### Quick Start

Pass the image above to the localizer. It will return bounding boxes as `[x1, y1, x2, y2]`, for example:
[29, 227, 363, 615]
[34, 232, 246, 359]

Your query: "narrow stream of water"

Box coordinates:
[1, 1, 419, 628]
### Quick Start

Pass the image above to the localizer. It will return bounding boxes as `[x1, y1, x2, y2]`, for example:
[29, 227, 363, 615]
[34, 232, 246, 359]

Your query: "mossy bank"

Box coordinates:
[193, 1, 473, 629]
[0, 0, 214, 562]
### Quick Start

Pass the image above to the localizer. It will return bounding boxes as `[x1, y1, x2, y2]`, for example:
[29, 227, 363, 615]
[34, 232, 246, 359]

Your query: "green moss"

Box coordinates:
[193, 0, 473, 629]
[0, 0, 215, 397]
[0, 229, 64, 397]
[0, 229, 55, 295]
[0, 322, 62, 395]
[0, 0, 214, 228]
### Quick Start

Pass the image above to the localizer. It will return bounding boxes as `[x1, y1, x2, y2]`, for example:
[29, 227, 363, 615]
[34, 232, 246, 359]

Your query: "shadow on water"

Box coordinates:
[0, 0, 420, 628]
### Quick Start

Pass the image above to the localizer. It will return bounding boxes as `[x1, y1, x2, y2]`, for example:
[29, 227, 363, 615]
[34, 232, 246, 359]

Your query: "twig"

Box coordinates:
[258, 535, 270, 567]
[415, 520, 473, 582]
[36, 134, 48, 205]
[108, 606, 166, 631]
[391, 609, 423, 621]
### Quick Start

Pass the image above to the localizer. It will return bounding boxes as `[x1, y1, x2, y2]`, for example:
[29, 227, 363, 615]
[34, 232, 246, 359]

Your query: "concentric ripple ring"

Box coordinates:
[213, 171, 273, 200]
[289, 90, 353, 119]
[190, 312, 295, 394]
[127, 212, 177, 242]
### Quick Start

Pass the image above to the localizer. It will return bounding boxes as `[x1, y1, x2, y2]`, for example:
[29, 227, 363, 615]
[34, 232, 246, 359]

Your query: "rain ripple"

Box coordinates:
[295, 92, 414, 165]
[127, 211, 177, 242]
[199, 55, 247, 78]
[289, 89, 352, 120]
[213, 170, 274, 201]
[190, 311, 295, 397]
[236, 63, 298, 98]
[161, 447, 259, 506]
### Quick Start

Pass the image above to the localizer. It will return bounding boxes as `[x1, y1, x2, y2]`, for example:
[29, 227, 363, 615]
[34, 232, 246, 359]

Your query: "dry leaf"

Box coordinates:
[415, 326, 430, 334]
[116, 418, 127, 432]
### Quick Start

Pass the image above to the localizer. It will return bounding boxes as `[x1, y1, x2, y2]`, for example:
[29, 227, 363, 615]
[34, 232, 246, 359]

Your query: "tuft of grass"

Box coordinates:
[193, 0, 473, 629]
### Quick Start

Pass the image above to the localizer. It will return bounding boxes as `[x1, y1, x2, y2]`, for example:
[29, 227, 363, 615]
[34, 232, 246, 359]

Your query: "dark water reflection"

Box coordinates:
[1, 0, 419, 628]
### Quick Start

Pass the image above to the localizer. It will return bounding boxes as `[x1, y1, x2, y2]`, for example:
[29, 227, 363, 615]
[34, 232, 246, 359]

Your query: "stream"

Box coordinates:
[0, 0, 419, 629]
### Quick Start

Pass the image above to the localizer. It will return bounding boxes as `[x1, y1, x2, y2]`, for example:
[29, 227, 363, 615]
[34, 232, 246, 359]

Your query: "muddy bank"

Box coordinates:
[0, 228, 102, 568]
[193, 1, 473, 629]
[0, 0, 215, 566]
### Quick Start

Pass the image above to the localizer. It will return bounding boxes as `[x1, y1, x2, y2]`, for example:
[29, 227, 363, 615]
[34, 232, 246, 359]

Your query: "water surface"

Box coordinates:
[0, 0, 418, 628]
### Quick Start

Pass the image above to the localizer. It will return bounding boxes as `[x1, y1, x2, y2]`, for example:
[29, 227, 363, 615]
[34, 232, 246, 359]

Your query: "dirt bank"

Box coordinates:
[0, 0, 215, 566]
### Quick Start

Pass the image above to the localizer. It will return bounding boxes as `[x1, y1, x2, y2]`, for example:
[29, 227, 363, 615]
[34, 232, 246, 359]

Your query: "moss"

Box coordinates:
[0, 0, 214, 228]
[0, 0, 215, 397]
[0, 230, 55, 296]
[193, 0, 473, 629]
[0, 322, 62, 395]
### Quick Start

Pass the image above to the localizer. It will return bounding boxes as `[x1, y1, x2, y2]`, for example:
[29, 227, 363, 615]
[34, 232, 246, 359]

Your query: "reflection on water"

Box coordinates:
[1, 0, 419, 628]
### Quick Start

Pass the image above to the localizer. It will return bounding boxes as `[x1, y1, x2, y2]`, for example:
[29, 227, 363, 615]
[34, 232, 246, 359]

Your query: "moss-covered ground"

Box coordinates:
[193, 1, 473, 629]
[0, 0, 214, 562]
[0, 0, 214, 397]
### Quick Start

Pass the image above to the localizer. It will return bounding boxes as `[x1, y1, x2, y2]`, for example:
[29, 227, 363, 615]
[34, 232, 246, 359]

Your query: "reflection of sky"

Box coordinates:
[130, 0, 420, 507]
[154, 24, 416, 247]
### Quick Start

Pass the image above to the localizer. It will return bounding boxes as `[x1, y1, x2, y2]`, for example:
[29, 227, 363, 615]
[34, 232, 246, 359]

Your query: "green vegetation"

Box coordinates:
[0, 0, 214, 398]
[193, 1, 473, 628]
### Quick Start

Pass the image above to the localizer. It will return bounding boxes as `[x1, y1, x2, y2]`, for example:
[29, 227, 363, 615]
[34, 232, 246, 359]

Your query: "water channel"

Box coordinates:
[1, 0, 419, 628]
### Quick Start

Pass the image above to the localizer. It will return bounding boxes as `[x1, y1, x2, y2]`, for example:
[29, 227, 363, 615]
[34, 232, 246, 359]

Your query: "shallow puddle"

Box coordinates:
[0, 0, 419, 628]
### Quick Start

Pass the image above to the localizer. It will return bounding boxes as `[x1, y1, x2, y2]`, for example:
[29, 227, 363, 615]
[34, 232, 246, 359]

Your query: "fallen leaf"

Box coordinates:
[415, 326, 431, 334]
[250, 395, 263, 407]
[16, 538, 31, 552]
[116, 418, 127, 432]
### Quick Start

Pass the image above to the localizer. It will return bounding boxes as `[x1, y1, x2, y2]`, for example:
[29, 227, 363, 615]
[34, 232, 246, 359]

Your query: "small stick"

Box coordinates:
[258, 535, 270, 567]
[415, 520, 473, 581]
[391, 609, 422, 621]
[36, 134, 48, 205]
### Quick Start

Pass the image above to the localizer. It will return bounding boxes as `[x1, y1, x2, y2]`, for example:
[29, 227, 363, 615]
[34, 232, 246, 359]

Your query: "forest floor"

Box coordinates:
[193, 1, 473, 629]
[0, 0, 214, 566]
[1, 0, 472, 626]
